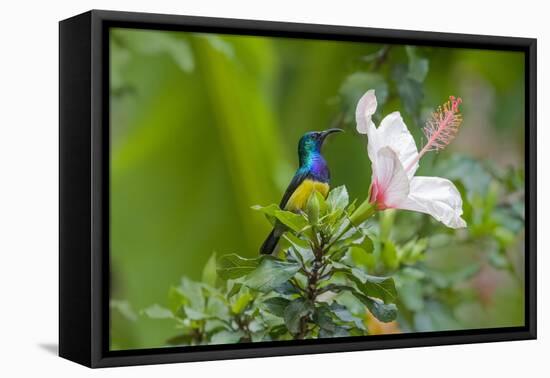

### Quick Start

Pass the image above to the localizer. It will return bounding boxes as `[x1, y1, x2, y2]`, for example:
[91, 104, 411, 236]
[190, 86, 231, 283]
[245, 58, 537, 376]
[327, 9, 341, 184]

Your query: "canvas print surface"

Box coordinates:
[109, 27, 526, 351]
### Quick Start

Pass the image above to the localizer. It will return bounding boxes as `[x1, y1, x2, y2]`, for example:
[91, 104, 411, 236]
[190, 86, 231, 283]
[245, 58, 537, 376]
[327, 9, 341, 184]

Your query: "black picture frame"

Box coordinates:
[59, 9, 537, 368]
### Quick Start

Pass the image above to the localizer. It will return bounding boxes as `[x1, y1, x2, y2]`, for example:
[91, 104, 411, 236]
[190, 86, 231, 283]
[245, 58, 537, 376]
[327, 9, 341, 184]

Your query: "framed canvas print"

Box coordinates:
[59, 10, 537, 368]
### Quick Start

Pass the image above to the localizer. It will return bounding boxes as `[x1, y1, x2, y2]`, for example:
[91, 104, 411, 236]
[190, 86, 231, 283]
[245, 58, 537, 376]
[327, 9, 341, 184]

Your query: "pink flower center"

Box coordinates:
[369, 179, 389, 210]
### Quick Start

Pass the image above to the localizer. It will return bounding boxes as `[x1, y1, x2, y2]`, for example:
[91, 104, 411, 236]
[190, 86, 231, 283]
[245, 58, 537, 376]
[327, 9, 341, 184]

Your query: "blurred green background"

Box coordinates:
[109, 28, 525, 350]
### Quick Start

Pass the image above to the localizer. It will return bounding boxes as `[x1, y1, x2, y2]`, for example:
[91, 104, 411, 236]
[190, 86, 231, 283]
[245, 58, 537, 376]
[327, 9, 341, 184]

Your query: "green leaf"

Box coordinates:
[319, 326, 350, 338]
[226, 280, 243, 298]
[361, 45, 390, 63]
[205, 319, 229, 334]
[315, 191, 328, 214]
[489, 249, 509, 269]
[251, 203, 280, 217]
[325, 208, 345, 230]
[347, 245, 375, 270]
[167, 286, 186, 314]
[330, 302, 355, 322]
[263, 297, 291, 317]
[142, 304, 174, 319]
[319, 283, 356, 296]
[183, 307, 208, 320]
[251, 203, 280, 226]
[331, 261, 397, 303]
[327, 186, 349, 213]
[397, 238, 427, 264]
[284, 232, 314, 263]
[381, 240, 398, 270]
[330, 245, 349, 262]
[284, 298, 313, 334]
[273, 281, 301, 296]
[414, 301, 460, 332]
[350, 268, 397, 303]
[245, 257, 301, 292]
[434, 155, 492, 197]
[110, 299, 138, 322]
[393, 64, 423, 116]
[398, 279, 424, 312]
[405, 46, 429, 83]
[313, 305, 337, 332]
[206, 296, 229, 318]
[180, 277, 205, 312]
[211, 330, 244, 344]
[339, 222, 364, 243]
[355, 294, 397, 322]
[306, 191, 320, 225]
[330, 302, 366, 330]
[274, 210, 308, 232]
[335, 290, 367, 317]
[231, 291, 254, 314]
[314, 305, 351, 338]
[379, 209, 395, 240]
[217, 254, 261, 280]
[269, 324, 290, 340]
[201, 252, 217, 286]
[360, 236, 374, 254]
[260, 312, 285, 330]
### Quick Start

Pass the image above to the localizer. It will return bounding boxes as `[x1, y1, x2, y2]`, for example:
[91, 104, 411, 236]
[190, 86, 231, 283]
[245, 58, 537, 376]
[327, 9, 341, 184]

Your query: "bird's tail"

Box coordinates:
[260, 227, 284, 255]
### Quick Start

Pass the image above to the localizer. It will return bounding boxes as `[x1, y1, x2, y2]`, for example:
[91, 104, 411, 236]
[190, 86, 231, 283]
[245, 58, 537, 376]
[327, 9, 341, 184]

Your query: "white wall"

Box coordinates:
[0, 0, 545, 376]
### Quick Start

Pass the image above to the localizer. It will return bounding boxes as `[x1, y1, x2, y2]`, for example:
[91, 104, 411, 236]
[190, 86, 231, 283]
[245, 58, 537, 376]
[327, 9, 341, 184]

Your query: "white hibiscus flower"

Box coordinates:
[355, 89, 466, 229]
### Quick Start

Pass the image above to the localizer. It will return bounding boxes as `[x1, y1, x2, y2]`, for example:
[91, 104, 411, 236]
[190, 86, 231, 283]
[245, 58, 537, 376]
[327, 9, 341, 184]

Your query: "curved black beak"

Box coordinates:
[320, 128, 344, 141]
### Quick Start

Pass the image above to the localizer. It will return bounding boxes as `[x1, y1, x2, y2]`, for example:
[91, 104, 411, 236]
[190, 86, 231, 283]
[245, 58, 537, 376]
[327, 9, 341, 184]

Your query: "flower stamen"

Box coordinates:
[405, 96, 463, 173]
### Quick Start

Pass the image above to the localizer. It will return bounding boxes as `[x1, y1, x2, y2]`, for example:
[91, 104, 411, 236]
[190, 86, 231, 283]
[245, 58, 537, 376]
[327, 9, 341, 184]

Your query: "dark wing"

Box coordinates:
[279, 169, 310, 209]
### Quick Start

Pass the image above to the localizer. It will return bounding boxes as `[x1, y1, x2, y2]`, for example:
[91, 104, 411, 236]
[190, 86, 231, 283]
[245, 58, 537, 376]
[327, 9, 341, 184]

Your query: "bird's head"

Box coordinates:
[298, 128, 344, 156]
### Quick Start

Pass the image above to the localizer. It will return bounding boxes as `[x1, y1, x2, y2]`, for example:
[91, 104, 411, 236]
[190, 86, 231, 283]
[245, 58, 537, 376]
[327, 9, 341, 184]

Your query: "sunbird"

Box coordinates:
[260, 128, 343, 254]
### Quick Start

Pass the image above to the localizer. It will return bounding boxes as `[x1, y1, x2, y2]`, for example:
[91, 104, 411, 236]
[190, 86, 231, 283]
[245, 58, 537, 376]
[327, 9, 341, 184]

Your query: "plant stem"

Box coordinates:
[296, 233, 329, 339]
[235, 314, 252, 342]
[362, 45, 392, 71]
[295, 200, 376, 339]
[349, 199, 376, 226]
[325, 199, 376, 253]
[290, 277, 306, 294]
[297, 317, 309, 339]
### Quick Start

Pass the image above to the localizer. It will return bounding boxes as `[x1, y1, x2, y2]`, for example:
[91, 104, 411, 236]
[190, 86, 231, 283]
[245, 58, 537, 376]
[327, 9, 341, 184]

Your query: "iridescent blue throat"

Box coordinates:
[298, 144, 330, 182]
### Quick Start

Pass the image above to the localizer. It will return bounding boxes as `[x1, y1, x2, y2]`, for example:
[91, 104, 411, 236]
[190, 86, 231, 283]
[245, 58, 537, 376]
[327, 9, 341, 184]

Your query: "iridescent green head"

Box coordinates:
[298, 128, 343, 161]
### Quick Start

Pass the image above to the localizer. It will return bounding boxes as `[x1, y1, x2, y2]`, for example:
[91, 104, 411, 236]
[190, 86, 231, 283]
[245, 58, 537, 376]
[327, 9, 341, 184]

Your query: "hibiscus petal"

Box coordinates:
[399, 176, 467, 229]
[372, 147, 410, 208]
[376, 112, 419, 177]
[355, 89, 377, 135]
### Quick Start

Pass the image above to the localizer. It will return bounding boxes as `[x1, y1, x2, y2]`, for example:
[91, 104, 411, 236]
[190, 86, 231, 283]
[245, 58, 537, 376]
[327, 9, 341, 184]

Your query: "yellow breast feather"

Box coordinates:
[285, 179, 330, 211]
